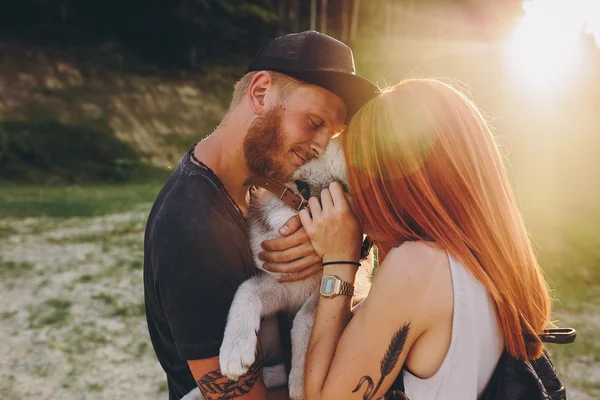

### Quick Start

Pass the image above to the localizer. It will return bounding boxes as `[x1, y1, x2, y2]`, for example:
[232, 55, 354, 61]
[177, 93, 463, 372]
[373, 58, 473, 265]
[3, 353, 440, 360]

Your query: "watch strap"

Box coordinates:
[339, 280, 354, 297]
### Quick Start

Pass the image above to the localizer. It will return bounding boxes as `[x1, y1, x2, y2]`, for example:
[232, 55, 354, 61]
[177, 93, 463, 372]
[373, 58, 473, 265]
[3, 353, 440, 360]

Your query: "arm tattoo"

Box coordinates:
[352, 323, 411, 400]
[196, 346, 264, 400]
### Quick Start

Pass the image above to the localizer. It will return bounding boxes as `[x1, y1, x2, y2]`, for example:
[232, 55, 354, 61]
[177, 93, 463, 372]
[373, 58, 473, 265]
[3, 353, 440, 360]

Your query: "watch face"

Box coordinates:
[320, 276, 337, 296]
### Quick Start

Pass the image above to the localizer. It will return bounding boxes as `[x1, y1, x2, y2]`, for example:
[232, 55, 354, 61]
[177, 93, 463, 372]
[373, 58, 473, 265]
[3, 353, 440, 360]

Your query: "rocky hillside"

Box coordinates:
[0, 42, 235, 169]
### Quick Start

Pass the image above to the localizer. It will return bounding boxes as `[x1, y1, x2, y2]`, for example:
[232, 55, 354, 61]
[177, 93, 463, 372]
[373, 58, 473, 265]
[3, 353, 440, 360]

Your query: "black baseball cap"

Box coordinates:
[246, 30, 379, 122]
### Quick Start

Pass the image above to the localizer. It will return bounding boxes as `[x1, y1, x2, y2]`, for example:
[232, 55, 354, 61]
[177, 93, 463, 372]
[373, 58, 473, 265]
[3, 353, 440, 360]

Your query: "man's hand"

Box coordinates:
[259, 215, 322, 282]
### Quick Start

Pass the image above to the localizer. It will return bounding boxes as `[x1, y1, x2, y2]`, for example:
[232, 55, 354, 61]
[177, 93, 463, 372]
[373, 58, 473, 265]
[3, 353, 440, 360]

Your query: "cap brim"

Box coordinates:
[286, 70, 379, 123]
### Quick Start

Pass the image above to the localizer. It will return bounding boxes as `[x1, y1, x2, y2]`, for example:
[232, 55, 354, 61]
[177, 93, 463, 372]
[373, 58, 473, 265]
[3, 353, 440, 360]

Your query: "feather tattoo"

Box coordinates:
[352, 323, 411, 400]
[381, 323, 410, 378]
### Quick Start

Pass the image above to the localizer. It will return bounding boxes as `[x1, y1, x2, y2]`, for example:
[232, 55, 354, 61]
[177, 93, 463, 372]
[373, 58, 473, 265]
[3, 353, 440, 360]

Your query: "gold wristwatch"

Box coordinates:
[320, 275, 354, 298]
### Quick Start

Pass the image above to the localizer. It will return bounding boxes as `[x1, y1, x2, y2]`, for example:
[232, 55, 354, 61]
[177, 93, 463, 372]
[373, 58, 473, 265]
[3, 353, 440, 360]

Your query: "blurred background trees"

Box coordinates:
[0, 0, 598, 196]
[1, 0, 279, 67]
[0, 0, 525, 68]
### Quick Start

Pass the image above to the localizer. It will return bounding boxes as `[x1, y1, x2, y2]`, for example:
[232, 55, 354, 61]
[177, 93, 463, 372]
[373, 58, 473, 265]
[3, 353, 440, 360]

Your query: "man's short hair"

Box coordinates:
[230, 71, 301, 109]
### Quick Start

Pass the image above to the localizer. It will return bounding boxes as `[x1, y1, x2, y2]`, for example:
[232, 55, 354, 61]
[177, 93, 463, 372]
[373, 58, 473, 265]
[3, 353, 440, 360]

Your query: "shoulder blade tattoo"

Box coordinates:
[196, 347, 263, 400]
[352, 323, 411, 400]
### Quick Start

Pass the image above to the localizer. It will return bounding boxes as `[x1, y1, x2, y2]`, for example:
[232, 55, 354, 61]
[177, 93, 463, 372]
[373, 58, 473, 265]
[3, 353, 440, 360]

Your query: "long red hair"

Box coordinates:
[342, 79, 551, 360]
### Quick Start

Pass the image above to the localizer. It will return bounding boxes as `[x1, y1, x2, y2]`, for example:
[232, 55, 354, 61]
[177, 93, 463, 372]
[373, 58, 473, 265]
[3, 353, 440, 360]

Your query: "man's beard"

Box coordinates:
[244, 106, 291, 182]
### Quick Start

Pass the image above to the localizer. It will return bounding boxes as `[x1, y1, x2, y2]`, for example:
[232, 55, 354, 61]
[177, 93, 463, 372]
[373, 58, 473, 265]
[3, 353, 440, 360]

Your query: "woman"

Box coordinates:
[299, 79, 551, 399]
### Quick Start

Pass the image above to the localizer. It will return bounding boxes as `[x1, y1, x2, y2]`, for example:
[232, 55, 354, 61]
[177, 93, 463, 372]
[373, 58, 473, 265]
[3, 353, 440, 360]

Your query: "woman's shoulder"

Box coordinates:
[375, 241, 451, 311]
[383, 241, 448, 277]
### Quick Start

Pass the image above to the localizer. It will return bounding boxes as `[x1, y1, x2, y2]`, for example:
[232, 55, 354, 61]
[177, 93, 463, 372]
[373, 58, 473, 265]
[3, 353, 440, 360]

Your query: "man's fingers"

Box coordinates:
[263, 253, 322, 274]
[308, 197, 322, 218]
[259, 242, 315, 263]
[320, 188, 333, 212]
[279, 215, 301, 236]
[277, 263, 323, 282]
[261, 227, 309, 251]
[298, 208, 312, 229]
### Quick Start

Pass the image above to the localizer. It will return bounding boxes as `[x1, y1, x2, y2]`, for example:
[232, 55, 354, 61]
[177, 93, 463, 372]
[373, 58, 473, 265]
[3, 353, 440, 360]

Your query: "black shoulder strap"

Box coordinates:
[531, 328, 577, 344]
[277, 312, 293, 376]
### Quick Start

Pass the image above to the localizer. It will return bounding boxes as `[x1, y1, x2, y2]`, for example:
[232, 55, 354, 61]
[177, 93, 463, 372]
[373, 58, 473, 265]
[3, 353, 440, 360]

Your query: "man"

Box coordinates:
[143, 30, 378, 400]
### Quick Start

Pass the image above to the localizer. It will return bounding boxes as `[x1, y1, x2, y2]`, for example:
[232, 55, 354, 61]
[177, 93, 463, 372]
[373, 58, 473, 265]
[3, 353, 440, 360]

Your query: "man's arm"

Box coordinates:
[188, 354, 289, 400]
[152, 206, 284, 399]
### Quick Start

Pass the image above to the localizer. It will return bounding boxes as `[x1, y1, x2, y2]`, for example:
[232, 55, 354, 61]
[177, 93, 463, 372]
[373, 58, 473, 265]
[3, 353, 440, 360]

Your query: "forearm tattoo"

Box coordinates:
[352, 323, 411, 400]
[196, 346, 264, 400]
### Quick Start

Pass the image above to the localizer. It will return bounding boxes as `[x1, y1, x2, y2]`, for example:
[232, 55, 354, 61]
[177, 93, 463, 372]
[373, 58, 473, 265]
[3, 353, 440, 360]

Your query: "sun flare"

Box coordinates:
[507, 0, 600, 89]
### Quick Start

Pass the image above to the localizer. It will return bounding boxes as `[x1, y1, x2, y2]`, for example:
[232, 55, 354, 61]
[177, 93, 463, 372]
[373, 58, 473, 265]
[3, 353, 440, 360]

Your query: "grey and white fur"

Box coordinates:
[182, 139, 372, 400]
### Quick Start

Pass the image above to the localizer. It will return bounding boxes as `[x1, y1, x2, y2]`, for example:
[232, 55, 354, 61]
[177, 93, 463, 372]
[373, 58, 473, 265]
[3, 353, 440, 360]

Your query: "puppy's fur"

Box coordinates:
[182, 140, 371, 400]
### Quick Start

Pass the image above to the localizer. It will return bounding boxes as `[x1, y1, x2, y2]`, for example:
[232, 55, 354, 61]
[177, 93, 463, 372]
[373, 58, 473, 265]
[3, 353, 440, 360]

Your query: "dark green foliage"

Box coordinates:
[0, 119, 143, 183]
[0, 0, 279, 68]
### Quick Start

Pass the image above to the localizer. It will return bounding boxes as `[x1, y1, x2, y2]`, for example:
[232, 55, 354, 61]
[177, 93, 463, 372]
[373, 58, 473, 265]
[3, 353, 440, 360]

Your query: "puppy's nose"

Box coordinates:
[295, 181, 311, 200]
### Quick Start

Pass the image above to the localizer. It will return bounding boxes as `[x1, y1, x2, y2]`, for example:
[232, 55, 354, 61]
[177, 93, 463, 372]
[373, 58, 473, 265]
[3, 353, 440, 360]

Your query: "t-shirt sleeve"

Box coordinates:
[151, 204, 251, 361]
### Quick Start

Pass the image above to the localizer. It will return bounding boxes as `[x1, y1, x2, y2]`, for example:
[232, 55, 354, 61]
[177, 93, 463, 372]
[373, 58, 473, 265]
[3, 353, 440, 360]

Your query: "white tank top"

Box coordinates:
[402, 253, 504, 399]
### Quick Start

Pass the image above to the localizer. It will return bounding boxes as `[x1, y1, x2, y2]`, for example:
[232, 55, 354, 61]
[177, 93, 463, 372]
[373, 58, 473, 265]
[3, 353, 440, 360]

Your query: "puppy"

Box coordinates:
[182, 139, 371, 400]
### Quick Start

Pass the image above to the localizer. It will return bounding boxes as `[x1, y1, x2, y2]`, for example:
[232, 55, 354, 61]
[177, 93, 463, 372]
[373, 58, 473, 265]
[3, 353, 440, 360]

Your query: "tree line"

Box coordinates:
[0, 0, 522, 68]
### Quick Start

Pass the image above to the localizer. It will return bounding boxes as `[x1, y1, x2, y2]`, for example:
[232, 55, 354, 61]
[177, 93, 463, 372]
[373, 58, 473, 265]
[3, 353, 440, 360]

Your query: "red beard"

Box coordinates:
[243, 106, 289, 182]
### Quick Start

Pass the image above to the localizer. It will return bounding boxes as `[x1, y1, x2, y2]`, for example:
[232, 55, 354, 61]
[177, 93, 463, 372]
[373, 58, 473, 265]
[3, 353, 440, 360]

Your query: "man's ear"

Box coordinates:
[248, 71, 273, 115]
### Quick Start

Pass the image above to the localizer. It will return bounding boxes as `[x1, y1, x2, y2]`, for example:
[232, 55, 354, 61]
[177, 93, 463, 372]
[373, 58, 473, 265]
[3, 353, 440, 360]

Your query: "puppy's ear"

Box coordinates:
[248, 72, 272, 114]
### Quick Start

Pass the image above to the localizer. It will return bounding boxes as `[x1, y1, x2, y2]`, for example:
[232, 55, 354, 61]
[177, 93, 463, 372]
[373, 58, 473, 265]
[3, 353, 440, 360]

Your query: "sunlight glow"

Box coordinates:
[507, 0, 600, 89]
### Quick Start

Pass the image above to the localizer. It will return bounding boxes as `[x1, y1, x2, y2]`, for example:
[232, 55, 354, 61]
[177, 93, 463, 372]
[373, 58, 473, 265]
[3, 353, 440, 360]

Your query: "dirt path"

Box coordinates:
[0, 207, 167, 399]
[1, 207, 598, 399]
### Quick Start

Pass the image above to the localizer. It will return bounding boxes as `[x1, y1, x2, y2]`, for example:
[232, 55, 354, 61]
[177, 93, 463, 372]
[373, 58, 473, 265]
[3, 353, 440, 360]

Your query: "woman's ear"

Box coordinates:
[248, 72, 272, 115]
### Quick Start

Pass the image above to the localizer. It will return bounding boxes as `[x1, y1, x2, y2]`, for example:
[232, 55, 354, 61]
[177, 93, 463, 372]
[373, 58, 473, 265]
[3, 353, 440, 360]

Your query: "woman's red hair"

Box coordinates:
[342, 79, 551, 360]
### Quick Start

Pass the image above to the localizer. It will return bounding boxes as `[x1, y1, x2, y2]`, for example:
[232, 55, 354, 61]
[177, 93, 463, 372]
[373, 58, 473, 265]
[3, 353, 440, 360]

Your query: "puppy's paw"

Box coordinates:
[288, 366, 305, 400]
[219, 329, 258, 380]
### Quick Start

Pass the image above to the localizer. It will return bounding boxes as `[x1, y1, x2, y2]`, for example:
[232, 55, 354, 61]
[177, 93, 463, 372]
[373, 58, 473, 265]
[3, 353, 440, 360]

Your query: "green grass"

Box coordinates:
[0, 225, 17, 239]
[47, 221, 144, 244]
[0, 258, 35, 278]
[521, 199, 600, 398]
[525, 204, 600, 313]
[77, 274, 95, 283]
[33, 363, 51, 378]
[135, 342, 149, 359]
[87, 382, 104, 392]
[62, 323, 110, 354]
[93, 293, 118, 306]
[128, 259, 143, 270]
[0, 182, 165, 218]
[1, 310, 17, 320]
[108, 301, 145, 318]
[29, 298, 72, 328]
[157, 381, 169, 393]
[93, 292, 145, 318]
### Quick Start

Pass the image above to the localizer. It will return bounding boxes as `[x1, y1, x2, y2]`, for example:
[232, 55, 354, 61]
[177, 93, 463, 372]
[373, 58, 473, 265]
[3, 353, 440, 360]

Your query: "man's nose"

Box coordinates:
[309, 130, 330, 157]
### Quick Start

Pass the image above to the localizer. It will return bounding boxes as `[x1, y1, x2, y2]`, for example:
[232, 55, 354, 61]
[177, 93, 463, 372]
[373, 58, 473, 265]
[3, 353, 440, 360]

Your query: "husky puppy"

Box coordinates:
[182, 140, 371, 400]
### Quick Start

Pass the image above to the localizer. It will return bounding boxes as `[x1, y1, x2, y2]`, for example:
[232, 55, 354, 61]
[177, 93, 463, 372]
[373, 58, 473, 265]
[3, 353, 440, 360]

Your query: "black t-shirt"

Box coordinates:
[144, 152, 256, 400]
